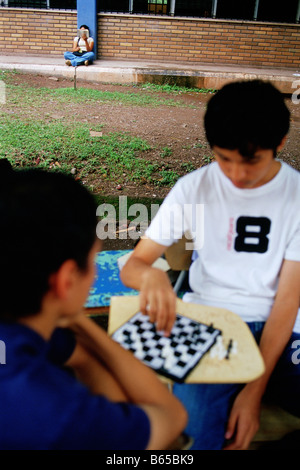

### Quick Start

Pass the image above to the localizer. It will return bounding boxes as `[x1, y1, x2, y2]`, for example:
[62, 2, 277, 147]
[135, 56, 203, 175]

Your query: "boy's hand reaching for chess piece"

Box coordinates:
[139, 268, 176, 336]
[120, 237, 177, 336]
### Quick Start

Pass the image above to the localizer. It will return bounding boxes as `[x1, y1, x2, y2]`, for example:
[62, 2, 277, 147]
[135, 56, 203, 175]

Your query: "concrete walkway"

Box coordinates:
[0, 54, 299, 92]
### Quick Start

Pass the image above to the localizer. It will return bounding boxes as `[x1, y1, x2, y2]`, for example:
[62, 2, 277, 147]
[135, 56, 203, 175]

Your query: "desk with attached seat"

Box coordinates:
[108, 295, 265, 384]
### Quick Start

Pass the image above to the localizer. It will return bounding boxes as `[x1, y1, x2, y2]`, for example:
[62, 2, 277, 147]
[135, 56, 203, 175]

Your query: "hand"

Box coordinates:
[139, 268, 176, 336]
[223, 385, 261, 450]
[55, 310, 85, 329]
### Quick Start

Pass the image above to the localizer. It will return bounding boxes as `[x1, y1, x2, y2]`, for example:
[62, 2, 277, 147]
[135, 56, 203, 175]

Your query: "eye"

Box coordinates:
[223, 157, 234, 164]
[217, 154, 230, 162]
[247, 157, 261, 165]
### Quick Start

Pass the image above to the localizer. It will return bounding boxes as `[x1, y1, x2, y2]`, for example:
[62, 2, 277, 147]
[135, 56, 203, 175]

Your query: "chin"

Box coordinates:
[232, 181, 250, 188]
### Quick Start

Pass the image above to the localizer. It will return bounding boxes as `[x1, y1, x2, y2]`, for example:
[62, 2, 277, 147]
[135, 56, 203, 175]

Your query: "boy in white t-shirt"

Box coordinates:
[121, 80, 300, 450]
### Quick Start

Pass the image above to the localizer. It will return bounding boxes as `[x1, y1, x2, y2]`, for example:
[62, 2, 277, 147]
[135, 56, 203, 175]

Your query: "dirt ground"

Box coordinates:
[6, 72, 300, 251]
[8, 72, 300, 200]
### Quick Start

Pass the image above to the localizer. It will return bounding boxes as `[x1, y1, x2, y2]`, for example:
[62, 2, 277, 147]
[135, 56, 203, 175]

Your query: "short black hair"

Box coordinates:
[0, 164, 97, 320]
[204, 80, 290, 159]
[79, 24, 90, 32]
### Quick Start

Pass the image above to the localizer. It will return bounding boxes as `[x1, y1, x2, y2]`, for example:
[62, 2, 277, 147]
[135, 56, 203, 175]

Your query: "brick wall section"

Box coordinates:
[0, 8, 77, 55]
[98, 14, 300, 69]
[0, 8, 299, 69]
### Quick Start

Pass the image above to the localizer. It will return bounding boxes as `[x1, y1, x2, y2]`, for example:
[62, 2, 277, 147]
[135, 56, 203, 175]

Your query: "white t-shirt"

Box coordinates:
[74, 36, 93, 52]
[146, 161, 300, 331]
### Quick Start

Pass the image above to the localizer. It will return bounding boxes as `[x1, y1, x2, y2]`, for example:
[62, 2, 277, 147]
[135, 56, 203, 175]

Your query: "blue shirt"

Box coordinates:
[0, 322, 150, 450]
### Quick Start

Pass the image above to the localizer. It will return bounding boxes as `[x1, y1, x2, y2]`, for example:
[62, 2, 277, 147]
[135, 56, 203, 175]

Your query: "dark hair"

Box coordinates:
[79, 24, 90, 33]
[204, 80, 290, 159]
[0, 166, 98, 320]
[0, 158, 13, 175]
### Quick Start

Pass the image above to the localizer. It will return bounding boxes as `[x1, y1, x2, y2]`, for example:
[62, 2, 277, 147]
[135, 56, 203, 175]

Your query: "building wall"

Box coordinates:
[0, 8, 299, 70]
[98, 14, 300, 69]
[0, 8, 77, 55]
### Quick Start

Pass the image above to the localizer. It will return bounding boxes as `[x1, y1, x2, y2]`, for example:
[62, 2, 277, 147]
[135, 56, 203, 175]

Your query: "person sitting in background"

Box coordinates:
[0, 161, 187, 450]
[64, 24, 95, 67]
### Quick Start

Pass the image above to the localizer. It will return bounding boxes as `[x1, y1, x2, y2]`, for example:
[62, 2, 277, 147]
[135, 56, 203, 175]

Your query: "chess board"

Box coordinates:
[109, 297, 265, 384]
[112, 311, 222, 383]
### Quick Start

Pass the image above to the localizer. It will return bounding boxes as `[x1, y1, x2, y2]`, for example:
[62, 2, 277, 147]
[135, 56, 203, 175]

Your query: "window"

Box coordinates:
[148, 0, 169, 15]
[131, 0, 169, 14]
[6, 0, 48, 6]
[5, 0, 76, 7]
[132, 0, 147, 13]
[175, 0, 212, 18]
[3, 0, 300, 23]
[216, 0, 256, 21]
[100, 0, 130, 13]
[256, 0, 299, 23]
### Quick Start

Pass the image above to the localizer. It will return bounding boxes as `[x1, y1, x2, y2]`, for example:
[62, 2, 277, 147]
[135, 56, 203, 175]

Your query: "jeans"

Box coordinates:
[173, 322, 300, 450]
[64, 51, 95, 67]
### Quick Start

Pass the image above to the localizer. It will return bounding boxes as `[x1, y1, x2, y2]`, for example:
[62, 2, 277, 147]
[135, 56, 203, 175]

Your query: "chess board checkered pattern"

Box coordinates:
[112, 312, 222, 382]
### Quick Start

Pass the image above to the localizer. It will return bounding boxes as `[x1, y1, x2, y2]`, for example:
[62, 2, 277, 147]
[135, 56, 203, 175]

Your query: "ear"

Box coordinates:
[48, 259, 79, 301]
[277, 135, 287, 152]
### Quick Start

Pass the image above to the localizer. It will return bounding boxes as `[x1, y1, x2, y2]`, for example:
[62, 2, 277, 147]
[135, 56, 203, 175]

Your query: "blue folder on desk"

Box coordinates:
[84, 250, 138, 308]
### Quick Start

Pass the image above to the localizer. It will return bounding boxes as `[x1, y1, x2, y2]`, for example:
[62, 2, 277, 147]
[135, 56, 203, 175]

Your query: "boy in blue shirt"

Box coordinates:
[0, 163, 187, 450]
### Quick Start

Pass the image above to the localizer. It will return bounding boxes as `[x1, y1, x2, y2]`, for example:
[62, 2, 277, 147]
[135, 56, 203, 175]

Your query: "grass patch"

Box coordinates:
[0, 71, 206, 194]
[0, 116, 182, 188]
[46, 87, 187, 107]
[140, 82, 216, 95]
[1, 81, 193, 110]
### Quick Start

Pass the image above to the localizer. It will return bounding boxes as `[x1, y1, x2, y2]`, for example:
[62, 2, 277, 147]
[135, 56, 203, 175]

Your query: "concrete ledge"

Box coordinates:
[136, 69, 298, 94]
[0, 62, 139, 85]
[0, 56, 298, 93]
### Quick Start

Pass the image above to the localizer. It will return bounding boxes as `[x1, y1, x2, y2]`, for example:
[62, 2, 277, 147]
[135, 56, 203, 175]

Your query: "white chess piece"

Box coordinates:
[210, 335, 227, 360]
[164, 352, 176, 370]
[161, 343, 172, 358]
[231, 340, 238, 355]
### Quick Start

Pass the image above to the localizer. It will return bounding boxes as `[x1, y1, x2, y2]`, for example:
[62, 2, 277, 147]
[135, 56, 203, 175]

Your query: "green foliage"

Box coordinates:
[140, 82, 216, 95]
[181, 162, 196, 172]
[155, 169, 180, 186]
[5, 82, 191, 109]
[0, 72, 214, 193]
[160, 146, 173, 157]
[0, 117, 180, 187]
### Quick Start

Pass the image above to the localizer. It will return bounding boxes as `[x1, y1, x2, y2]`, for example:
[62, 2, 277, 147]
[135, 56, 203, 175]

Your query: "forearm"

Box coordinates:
[245, 260, 300, 400]
[121, 239, 177, 334]
[66, 341, 128, 402]
[245, 299, 299, 399]
[225, 260, 300, 450]
[71, 315, 177, 406]
[71, 315, 187, 449]
[120, 237, 168, 291]
[72, 40, 80, 52]
[224, 301, 298, 449]
[84, 39, 93, 52]
[121, 256, 156, 290]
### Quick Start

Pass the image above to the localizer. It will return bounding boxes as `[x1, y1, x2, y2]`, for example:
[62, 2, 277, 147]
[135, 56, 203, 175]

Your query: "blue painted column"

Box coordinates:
[77, 0, 98, 56]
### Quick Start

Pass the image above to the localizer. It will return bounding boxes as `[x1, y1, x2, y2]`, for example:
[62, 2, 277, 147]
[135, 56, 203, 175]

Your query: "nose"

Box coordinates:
[228, 163, 247, 184]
